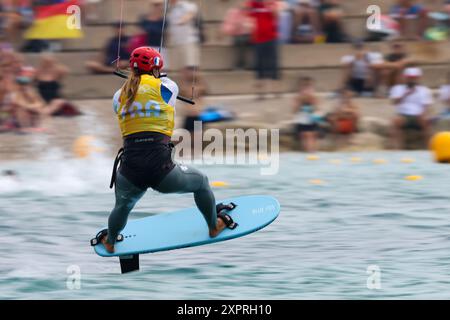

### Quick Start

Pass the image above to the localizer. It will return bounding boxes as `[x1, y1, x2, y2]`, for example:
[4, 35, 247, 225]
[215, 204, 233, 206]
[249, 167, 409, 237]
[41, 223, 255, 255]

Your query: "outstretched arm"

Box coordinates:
[113, 71, 195, 105]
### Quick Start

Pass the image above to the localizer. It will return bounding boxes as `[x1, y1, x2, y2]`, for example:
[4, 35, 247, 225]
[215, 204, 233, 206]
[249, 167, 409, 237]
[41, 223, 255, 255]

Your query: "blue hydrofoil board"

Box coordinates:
[92, 195, 280, 273]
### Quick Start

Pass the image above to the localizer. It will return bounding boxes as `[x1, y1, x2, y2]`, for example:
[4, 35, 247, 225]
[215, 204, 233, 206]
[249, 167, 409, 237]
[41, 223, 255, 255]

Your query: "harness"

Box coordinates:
[109, 134, 175, 189]
[109, 147, 124, 189]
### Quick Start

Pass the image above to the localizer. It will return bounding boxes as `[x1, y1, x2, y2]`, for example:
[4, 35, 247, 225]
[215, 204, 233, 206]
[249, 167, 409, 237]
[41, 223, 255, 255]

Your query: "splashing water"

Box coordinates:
[1, 151, 450, 299]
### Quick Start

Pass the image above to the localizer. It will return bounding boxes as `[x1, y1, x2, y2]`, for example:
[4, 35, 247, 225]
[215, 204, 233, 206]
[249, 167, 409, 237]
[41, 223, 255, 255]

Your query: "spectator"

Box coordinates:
[35, 54, 81, 116]
[389, 0, 429, 39]
[328, 88, 360, 149]
[0, 47, 15, 75]
[0, 2, 9, 38]
[85, 23, 130, 74]
[127, 0, 168, 56]
[126, 28, 148, 55]
[341, 41, 384, 97]
[139, 0, 166, 51]
[276, 0, 293, 44]
[425, 2, 450, 41]
[247, 0, 280, 100]
[84, 0, 103, 23]
[0, 0, 29, 43]
[446, 0, 450, 20]
[0, 40, 14, 52]
[381, 42, 412, 92]
[292, 77, 320, 152]
[292, 0, 321, 44]
[0, 48, 20, 132]
[0, 71, 14, 132]
[0, 2, 5, 38]
[438, 71, 450, 117]
[221, 0, 255, 70]
[318, 0, 347, 43]
[167, 0, 200, 71]
[1, 50, 26, 89]
[18, 0, 34, 28]
[390, 67, 432, 149]
[10, 66, 46, 131]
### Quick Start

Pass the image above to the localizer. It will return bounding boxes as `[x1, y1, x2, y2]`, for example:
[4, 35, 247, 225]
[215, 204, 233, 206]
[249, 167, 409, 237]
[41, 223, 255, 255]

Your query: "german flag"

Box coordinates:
[24, 0, 84, 40]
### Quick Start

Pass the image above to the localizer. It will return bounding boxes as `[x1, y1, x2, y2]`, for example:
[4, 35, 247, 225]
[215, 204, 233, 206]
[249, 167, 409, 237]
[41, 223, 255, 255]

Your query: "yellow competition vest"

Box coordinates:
[116, 75, 175, 137]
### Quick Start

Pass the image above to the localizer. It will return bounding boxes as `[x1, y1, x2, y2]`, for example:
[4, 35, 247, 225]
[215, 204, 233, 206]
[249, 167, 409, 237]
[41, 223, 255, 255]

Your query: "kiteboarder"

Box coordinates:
[101, 47, 237, 253]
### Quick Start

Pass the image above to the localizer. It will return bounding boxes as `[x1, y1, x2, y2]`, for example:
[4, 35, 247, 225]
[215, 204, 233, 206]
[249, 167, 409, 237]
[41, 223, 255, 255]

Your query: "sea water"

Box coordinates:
[1, 151, 449, 299]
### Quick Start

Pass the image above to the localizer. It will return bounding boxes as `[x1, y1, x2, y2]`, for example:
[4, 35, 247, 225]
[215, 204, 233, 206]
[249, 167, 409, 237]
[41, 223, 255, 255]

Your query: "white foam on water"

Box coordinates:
[2, 151, 450, 299]
[0, 176, 22, 194]
[0, 147, 112, 197]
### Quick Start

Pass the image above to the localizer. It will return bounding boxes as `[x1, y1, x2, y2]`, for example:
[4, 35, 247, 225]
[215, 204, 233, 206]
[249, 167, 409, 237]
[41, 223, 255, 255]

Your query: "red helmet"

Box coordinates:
[129, 47, 164, 73]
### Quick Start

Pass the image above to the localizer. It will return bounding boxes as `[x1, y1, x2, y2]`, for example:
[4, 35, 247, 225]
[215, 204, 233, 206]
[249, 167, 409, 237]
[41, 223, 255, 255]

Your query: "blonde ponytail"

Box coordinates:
[121, 72, 141, 109]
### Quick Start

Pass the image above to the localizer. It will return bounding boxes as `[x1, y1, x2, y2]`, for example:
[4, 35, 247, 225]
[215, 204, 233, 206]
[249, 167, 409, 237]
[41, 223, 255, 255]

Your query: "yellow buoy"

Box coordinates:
[72, 135, 104, 158]
[401, 158, 415, 163]
[73, 135, 95, 158]
[373, 159, 387, 164]
[309, 179, 325, 185]
[350, 157, 363, 163]
[211, 181, 228, 188]
[430, 131, 450, 163]
[329, 159, 342, 165]
[405, 175, 423, 181]
[306, 155, 320, 161]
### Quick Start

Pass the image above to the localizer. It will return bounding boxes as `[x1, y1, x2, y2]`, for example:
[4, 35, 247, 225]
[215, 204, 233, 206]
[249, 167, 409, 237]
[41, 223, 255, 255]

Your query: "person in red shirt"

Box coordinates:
[247, 0, 280, 100]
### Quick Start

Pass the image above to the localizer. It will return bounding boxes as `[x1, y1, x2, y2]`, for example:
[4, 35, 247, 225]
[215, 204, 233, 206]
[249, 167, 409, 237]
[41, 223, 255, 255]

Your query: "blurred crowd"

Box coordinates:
[292, 66, 450, 152]
[0, 48, 81, 133]
[1, 0, 450, 151]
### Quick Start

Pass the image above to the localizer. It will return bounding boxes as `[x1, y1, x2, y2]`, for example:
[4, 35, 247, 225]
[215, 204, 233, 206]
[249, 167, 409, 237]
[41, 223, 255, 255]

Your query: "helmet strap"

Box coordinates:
[152, 69, 161, 78]
[134, 69, 161, 79]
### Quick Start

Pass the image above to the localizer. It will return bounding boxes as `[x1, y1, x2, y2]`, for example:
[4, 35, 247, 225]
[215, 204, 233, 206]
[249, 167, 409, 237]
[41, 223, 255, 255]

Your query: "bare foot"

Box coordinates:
[209, 218, 227, 238]
[101, 236, 115, 253]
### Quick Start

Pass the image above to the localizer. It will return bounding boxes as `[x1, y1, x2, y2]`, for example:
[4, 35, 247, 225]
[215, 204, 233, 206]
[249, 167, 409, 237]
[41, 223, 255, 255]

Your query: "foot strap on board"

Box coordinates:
[90, 229, 124, 247]
[216, 202, 238, 230]
[216, 202, 237, 213]
[217, 212, 238, 230]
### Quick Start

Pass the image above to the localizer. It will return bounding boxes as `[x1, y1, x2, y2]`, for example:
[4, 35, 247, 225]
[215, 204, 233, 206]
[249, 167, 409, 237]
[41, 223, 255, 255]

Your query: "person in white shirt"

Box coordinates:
[389, 67, 433, 149]
[341, 41, 384, 96]
[167, 0, 200, 71]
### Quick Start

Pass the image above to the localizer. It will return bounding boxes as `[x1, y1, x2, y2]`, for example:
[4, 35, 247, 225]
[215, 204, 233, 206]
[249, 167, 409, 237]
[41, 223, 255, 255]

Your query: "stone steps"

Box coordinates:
[60, 64, 449, 99]
[25, 41, 450, 75]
